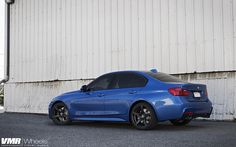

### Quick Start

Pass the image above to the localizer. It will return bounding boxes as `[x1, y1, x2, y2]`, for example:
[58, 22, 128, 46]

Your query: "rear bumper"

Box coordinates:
[182, 106, 213, 120]
[155, 99, 213, 121]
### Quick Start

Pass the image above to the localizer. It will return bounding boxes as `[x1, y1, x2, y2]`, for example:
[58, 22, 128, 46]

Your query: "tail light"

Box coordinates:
[168, 87, 190, 96]
[205, 89, 208, 97]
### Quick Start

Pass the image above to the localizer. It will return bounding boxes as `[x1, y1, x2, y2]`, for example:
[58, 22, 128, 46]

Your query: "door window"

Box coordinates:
[111, 72, 148, 89]
[87, 74, 114, 91]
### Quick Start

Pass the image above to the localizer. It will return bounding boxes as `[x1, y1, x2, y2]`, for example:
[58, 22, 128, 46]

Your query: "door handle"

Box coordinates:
[129, 91, 137, 94]
[97, 93, 105, 97]
[85, 92, 91, 95]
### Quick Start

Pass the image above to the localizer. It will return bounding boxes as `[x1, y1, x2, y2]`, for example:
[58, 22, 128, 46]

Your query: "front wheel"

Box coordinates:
[51, 102, 71, 125]
[130, 102, 158, 130]
[170, 119, 192, 126]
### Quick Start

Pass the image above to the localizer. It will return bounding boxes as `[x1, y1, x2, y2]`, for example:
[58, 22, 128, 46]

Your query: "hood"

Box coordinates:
[55, 90, 83, 101]
[61, 90, 81, 96]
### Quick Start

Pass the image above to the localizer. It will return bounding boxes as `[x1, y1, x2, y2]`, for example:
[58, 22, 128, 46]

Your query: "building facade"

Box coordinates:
[4, 0, 236, 120]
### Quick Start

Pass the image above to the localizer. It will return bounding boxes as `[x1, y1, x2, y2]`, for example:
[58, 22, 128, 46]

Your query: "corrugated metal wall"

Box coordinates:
[5, 80, 89, 113]
[5, 0, 236, 120]
[9, 0, 236, 83]
[0, 0, 5, 80]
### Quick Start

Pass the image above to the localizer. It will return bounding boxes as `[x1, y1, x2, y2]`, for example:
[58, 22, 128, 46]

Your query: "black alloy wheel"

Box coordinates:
[131, 102, 158, 130]
[52, 102, 71, 125]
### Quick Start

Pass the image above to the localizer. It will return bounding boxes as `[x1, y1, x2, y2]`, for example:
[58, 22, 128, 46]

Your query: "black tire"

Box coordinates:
[170, 119, 192, 126]
[51, 102, 71, 125]
[130, 102, 158, 130]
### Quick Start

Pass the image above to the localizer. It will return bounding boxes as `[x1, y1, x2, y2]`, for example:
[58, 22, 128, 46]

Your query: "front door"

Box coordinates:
[71, 91, 105, 117]
[72, 73, 115, 118]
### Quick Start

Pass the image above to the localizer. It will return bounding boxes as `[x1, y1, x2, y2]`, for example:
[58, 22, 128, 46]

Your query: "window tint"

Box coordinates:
[112, 72, 148, 89]
[145, 72, 186, 83]
[87, 74, 113, 91]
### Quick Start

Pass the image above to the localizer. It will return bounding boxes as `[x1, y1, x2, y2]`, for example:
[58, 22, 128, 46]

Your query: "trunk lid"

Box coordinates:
[182, 83, 208, 102]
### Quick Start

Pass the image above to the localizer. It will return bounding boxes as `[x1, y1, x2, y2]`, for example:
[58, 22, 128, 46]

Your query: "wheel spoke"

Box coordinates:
[135, 119, 141, 125]
[60, 107, 65, 112]
[143, 108, 147, 113]
[53, 115, 60, 119]
[54, 107, 59, 111]
[140, 105, 144, 112]
[63, 116, 68, 121]
[62, 113, 68, 118]
[142, 120, 147, 126]
[146, 115, 151, 120]
[144, 110, 150, 115]
[133, 112, 140, 118]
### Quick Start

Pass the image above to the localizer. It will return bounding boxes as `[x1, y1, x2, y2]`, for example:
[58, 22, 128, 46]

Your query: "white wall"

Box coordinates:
[4, 0, 236, 120]
[0, 0, 5, 80]
[8, 0, 236, 83]
[5, 80, 89, 113]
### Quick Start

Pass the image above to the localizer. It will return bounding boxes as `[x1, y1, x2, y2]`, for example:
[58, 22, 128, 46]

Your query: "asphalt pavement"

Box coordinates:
[0, 113, 236, 147]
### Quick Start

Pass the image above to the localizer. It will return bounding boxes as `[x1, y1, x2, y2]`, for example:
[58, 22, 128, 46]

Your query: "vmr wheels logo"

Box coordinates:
[1, 138, 48, 146]
[1, 138, 22, 145]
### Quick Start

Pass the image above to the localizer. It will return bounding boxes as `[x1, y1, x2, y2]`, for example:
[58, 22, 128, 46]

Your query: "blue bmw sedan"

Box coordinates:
[49, 70, 213, 130]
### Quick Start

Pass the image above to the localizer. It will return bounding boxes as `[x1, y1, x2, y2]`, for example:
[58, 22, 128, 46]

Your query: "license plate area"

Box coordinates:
[193, 92, 201, 98]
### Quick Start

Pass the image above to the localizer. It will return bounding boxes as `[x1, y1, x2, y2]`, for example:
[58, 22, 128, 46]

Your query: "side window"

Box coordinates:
[114, 73, 147, 89]
[87, 74, 113, 91]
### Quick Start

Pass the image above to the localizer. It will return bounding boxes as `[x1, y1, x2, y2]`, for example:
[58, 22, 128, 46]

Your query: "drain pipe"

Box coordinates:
[0, 0, 14, 84]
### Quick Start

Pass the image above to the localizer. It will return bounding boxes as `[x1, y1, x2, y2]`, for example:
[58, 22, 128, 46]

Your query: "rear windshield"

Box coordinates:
[145, 72, 187, 83]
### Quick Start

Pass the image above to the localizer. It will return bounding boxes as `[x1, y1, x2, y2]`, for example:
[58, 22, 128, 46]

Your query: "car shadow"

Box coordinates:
[47, 119, 207, 131]
[153, 123, 206, 131]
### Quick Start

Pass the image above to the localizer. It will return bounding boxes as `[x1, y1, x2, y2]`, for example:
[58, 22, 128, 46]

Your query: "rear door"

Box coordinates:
[103, 72, 148, 116]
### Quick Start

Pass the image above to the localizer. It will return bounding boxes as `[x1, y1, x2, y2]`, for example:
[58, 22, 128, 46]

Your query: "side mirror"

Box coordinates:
[80, 85, 88, 92]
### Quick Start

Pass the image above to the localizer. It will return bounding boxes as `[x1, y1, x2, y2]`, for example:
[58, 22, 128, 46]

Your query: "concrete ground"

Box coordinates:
[0, 113, 236, 147]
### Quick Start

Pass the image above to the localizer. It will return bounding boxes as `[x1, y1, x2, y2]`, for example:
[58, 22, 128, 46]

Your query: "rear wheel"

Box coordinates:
[170, 119, 192, 126]
[130, 102, 158, 130]
[52, 102, 71, 125]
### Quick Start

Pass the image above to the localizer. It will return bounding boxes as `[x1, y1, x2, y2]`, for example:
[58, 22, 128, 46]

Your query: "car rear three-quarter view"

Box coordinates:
[48, 70, 213, 130]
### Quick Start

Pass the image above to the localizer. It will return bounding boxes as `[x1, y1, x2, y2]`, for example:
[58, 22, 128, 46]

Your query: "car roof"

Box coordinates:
[107, 70, 147, 75]
[102, 70, 150, 78]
